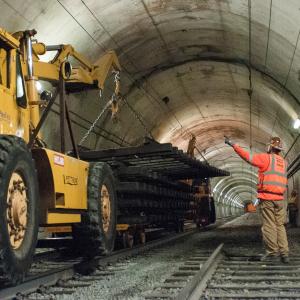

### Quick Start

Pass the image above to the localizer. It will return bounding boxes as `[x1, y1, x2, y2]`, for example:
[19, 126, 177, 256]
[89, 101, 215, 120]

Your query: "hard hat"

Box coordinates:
[268, 136, 283, 151]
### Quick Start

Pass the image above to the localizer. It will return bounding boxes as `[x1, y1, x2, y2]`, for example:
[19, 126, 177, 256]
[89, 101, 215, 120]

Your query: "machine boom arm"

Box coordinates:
[31, 42, 121, 91]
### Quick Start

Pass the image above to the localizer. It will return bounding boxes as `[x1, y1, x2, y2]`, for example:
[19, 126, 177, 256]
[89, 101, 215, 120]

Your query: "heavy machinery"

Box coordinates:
[79, 137, 228, 248]
[185, 136, 216, 227]
[0, 27, 121, 283]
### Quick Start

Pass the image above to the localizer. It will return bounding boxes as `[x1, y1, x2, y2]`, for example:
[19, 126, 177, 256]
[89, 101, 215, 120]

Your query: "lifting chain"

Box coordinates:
[78, 71, 121, 146]
[122, 97, 153, 138]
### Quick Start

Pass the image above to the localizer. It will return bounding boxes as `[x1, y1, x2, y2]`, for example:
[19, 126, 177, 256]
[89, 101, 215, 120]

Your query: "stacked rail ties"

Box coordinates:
[80, 138, 229, 233]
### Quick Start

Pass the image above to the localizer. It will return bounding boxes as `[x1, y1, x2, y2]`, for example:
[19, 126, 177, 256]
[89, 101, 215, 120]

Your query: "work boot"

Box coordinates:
[281, 255, 290, 264]
[260, 254, 280, 262]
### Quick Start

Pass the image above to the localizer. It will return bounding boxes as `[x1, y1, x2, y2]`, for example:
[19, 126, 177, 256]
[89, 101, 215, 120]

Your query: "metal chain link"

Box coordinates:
[122, 97, 153, 138]
[78, 71, 120, 146]
[79, 69, 152, 145]
[78, 94, 112, 146]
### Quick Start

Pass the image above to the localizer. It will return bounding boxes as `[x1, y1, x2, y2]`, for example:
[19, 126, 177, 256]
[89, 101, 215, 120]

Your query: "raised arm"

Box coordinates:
[233, 144, 269, 170]
[225, 136, 269, 170]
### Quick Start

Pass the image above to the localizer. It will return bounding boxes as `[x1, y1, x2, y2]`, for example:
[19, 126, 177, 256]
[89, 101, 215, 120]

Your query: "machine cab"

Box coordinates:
[0, 28, 30, 142]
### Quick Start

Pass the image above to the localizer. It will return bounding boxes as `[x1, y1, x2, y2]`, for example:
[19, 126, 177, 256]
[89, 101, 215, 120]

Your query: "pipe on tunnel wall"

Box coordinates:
[288, 169, 300, 226]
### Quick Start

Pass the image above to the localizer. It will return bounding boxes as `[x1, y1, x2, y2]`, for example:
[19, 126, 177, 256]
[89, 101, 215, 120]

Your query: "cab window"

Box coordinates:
[0, 48, 8, 87]
[16, 54, 27, 108]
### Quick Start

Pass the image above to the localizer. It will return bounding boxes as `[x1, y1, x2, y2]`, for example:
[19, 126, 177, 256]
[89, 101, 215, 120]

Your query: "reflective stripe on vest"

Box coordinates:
[264, 154, 287, 177]
[258, 154, 287, 195]
[249, 152, 253, 163]
[261, 181, 287, 188]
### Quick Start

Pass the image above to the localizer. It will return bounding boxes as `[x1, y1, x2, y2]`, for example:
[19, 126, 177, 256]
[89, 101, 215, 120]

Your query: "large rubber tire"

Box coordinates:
[0, 135, 39, 284]
[72, 162, 117, 257]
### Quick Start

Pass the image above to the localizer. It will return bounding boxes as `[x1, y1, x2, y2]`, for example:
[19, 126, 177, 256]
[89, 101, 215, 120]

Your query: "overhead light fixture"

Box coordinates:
[294, 118, 300, 130]
[36, 81, 42, 92]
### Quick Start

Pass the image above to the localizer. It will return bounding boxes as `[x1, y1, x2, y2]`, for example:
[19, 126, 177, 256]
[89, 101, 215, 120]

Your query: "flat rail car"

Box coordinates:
[80, 138, 228, 246]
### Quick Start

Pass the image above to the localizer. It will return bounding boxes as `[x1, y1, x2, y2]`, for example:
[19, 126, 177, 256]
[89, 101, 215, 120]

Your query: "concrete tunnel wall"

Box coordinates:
[1, 0, 300, 217]
[289, 169, 300, 226]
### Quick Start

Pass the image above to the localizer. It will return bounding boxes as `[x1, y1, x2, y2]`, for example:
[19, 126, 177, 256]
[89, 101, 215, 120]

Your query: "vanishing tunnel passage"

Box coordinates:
[2, 0, 299, 212]
[0, 0, 300, 299]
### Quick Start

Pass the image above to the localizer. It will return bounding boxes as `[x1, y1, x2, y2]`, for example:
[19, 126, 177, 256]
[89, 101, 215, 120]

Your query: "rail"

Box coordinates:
[0, 229, 196, 300]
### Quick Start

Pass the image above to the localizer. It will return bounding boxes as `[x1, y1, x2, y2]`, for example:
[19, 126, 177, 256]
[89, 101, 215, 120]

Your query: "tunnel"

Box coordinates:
[1, 0, 300, 298]
[2, 0, 296, 217]
[5, 1, 300, 213]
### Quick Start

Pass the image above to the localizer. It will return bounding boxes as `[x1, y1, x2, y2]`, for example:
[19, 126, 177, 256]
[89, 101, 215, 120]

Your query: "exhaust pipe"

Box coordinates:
[24, 29, 37, 79]
[24, 30, 40, 135]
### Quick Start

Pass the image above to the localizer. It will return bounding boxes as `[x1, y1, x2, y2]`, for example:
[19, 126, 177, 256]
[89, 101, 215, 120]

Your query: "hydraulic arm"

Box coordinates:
[10, 29, 121, 145]
[32, 43, 121, 91]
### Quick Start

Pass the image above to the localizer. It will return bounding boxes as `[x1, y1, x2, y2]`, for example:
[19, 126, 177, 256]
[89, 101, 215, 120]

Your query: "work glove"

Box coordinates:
[224, 136, 234, 147]
[252, 198, 260, 207]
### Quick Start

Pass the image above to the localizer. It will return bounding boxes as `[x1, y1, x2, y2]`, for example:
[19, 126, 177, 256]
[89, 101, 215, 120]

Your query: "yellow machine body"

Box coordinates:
[0, 28, 122, 230]
[32, 148, 89, 225]
[0, 47, 31, 142]
[116, 224, 130, 231]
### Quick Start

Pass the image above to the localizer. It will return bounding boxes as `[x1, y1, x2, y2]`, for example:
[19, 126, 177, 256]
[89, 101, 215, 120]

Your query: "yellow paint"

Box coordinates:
[0, 48, 30, 142]
[0, 28, 121, 146]
[32, 43, 46, 56]
[47, 213, 81, 224]
[0, 28, 19, 49]
[31, 46, 121, 90]
[31, 60, 60, 82]
[0, 28, 123, 228]
[117, 224, 130, 231]
[44, 149, 89, 210]
[26, 78, 40, 136]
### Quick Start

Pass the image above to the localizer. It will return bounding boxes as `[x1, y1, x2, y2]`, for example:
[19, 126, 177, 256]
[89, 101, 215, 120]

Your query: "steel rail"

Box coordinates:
[0, 229, 197, 300]
[203, 253, 300, 299]
[175, 243, 224, 300]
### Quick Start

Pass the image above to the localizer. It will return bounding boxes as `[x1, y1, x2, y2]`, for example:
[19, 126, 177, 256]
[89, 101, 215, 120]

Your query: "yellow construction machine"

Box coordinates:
[0, 28, 121, 283]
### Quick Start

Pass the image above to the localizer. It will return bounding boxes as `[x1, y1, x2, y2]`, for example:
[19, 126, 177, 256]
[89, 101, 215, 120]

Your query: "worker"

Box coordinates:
[287, 190, 298, 227]
[225, 136, 289, 263]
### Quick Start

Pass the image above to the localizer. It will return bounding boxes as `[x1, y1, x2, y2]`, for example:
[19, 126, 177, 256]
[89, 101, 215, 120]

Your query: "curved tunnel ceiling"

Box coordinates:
[2, 0, 300, 207]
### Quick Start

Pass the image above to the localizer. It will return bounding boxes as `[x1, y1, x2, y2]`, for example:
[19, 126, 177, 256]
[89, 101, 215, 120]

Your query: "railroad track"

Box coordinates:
[142, 243, 300, 300]
[0, 217, 236, 299]
[143, 244, 223, 299]
[202, 251, 300, 300]
[0, 229, 197, 300]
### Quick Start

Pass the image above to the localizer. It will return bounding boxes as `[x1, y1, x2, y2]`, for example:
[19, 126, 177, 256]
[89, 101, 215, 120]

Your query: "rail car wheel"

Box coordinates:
[175, 218, 184, 233]
[0, 136, 39, 284]
[122, 231, 134, 248]
[73, 162, 117, 257]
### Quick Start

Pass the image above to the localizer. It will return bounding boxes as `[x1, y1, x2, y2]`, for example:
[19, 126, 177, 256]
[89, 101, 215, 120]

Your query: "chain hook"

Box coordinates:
[110, 70, 121, 121]
[78, 70, 121, 146]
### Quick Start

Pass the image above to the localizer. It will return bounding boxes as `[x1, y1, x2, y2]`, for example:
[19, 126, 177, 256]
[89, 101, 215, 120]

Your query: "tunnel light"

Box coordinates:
[36, 81, 42, 92]
[294, 118, 300, 130]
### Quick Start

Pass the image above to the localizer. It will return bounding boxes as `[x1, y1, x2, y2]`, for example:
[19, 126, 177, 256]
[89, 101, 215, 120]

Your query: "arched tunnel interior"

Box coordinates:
[2, 0, 300, 217]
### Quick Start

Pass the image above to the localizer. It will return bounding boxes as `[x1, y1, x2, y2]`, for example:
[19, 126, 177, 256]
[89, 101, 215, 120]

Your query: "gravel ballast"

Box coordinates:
[28, 213, 300, 299]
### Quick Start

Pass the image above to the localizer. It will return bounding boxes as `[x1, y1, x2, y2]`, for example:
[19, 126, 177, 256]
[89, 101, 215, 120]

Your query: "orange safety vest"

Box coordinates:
[257, 154, 287, 199]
